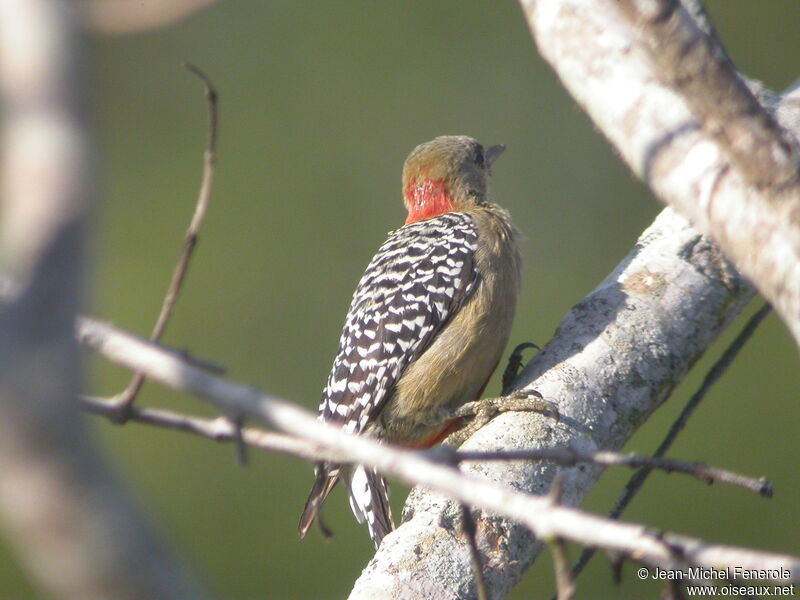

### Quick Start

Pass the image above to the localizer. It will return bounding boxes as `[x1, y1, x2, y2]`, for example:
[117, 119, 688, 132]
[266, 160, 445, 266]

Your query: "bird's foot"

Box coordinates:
[441, 389, 559, 447]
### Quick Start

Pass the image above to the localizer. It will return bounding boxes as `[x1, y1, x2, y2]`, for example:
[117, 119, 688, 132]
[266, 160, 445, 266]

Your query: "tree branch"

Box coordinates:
[75, 392, 770, 495]
[73, 298, 800, 585]
[618, 0, 800, 190]
[77, 394, 326, 461]
[455, 447, 771, 497]
[521, 0, 800, 347]
[110, 63, 219, 420]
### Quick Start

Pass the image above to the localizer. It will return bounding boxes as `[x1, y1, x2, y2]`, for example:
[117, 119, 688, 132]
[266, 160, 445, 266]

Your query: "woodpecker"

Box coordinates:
[298, 135, 521, 548]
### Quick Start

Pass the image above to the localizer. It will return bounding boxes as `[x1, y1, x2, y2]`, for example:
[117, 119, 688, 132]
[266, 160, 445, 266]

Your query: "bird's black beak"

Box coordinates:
[485, 144, 506, 168]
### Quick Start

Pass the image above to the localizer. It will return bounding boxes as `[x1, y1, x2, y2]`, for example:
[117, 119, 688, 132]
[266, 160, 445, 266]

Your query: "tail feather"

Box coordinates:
[298, 462, 339, 539]
[345, 465, 394, 548]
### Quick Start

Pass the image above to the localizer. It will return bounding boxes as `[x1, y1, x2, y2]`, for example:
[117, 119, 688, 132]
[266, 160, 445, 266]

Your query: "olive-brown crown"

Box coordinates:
[402, 136, 504, 216]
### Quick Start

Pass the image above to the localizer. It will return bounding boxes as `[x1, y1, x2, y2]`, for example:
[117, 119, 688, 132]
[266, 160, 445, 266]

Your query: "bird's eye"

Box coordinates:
[475, 147, 485, 167]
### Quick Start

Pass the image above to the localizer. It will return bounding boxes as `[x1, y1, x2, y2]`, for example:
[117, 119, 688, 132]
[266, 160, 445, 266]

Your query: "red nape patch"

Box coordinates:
[404, 179, 453, 224]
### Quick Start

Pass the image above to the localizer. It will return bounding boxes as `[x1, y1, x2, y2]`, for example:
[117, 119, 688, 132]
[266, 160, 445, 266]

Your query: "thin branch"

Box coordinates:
[551, 538, 575, 600]
[547, 476, 576, 600]
[663, 578, 685, 600]
[460, 504, 488, 600]
[79, 376, 770, 497]
[78, 394, 328, 461]
[111, 64, 218, 420]
[151, 64, 218, 340]
[501, 342, 539, 394]
[455, 447, 771, 497]
[568, 303, 773, 582]
[74, 316, 800, 581]
[230, 416, 249, 466]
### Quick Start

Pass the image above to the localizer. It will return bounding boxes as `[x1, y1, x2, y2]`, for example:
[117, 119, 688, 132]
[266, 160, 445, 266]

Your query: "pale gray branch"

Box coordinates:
[74, 308, 800, 588]
[619, 0, 800, 189]
[77, 394, 333, 462]
[521, 0, 800, 347]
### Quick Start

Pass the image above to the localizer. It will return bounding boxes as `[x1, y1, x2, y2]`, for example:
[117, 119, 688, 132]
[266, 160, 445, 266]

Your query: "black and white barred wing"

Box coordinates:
[310, 212, 479, 547]
[320, 212, 479, 432]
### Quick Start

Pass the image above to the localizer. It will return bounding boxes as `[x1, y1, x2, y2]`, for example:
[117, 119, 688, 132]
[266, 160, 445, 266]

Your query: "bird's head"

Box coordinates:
[402, 135, 505, 225]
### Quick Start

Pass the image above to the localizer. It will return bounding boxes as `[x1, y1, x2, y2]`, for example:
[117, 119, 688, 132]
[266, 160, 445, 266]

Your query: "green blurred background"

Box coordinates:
[3, 1, 799, 598]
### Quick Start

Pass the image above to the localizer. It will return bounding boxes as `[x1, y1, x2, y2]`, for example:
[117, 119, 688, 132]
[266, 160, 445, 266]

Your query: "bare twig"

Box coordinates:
[551, 538, 575, 600]
[77, 394, 328, 461]
[664, 578, 685, 600]
[455, 447, 771, 497]
[502, 342, 539, 394]
[568, 303, 773, 583]
[230, 416, 249, 466]
[74, 316, 800, 581]
[111, 63, 218, 421]
[545, 476, 575, 600]
[460, 504, 488, 600]
[78, 387, 769, 496]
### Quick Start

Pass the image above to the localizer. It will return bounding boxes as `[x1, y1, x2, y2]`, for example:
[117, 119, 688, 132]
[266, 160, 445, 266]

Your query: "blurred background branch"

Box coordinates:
[0, 1, 207, 598]
[82, 0, 223, 36]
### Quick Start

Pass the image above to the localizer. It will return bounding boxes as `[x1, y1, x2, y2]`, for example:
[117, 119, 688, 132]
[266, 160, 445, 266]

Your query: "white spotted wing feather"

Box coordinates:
[300, 212, 479, 547]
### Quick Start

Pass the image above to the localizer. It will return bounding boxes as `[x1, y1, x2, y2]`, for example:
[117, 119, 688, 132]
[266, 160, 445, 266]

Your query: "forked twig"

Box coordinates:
[110, 63, 219, 422]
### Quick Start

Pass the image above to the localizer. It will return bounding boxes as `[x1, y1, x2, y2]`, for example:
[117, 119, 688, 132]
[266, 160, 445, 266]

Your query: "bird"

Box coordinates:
[298, 135, 522, 548]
